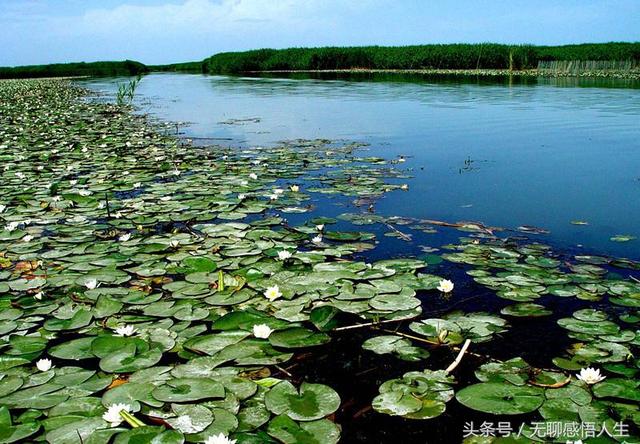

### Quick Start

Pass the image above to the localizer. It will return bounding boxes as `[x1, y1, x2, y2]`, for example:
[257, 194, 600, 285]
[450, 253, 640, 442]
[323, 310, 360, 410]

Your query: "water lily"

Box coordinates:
[15, 172, 25, 179]
[133, 182, 142, 188]
[249, 173, 258, 180]
[204, 433, 236, 444]
[316, 224, 324, 231]
[170, 240, 180, 248]
[52, 196, 62, 202]
[437, 279, 454, 293]
[22, 234, 33, 242]
[79, 189, 92, 196]
[273, 188, 284, 195]
[264, 285, 282, 302]
[5, 221, 19, 232]
[253, 324, 274, 339]
[119, 233, 132, 242]
[36, 358, 53, 372]
[114, 325, 137, 337]
[238, 194, 246, 200]
[277, 250, 292, 260]
[34, 291, 44, 300]
[0, 204, 6, 213]
[576, 367, 606, 385]
[84, 279, 98, 290]
[400, 184, 409, 190]
[290, 185, 300, 192]
[102, 403, 132, 427]
[172, 169, 181, 176]
[312, 235, 323, 244]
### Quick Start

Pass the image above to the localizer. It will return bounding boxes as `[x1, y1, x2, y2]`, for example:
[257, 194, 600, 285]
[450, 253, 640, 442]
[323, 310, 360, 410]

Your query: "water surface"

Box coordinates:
[83, 73, 640, 260]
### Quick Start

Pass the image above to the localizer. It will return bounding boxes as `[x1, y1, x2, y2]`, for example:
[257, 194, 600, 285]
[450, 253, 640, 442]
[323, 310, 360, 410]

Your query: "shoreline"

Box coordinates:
[243, 68, 640, 80]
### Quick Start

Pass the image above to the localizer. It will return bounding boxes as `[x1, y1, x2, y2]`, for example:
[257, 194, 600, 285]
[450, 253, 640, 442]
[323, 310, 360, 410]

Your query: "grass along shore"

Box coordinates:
[3, 42, 640, 79]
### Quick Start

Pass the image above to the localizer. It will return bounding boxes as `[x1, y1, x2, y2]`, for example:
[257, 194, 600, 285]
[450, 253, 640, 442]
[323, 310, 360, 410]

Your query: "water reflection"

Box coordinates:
[81, 73, 640, 259]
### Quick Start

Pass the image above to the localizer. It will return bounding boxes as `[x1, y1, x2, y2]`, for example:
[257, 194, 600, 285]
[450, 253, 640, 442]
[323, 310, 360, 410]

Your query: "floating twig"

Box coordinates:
[334, 318, 404, 332]
[445, 339, 471, 373]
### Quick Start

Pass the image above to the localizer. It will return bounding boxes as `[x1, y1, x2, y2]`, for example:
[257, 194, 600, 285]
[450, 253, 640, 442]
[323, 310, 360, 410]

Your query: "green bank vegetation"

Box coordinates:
[202, 42, 640, 73]
[2, 42, 639, 79]
[0, 60, 148, 79]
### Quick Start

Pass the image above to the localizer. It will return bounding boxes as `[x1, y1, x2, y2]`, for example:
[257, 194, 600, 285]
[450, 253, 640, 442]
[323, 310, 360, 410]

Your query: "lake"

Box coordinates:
[83, 72, 640, 261]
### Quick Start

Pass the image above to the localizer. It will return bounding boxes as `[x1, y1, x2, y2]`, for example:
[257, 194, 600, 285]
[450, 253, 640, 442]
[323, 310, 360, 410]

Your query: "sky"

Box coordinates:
[1, 0, 639, 66]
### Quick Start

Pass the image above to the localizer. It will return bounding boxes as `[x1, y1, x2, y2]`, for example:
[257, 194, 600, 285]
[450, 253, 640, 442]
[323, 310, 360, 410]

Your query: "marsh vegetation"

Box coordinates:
[0, 76, 639, 444]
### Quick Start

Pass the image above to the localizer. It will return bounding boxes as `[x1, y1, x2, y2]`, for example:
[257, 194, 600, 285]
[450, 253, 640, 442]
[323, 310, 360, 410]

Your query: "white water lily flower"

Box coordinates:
[312, 235, 323, 244]
[70, 179, 78, 186]
[114, 325, 137, 337]
[170, 240, 180, 248]
[102, 403, 132, 427]
[576, 367, 606, 385]
[253, 324, 274, 339]
[0, 204, 6, 213]
[36, 358, 53, 372]
[269, 194, 279, 201]
[400, 184, 409, 190]
[5, 221, 19, 232]
[15, 172, 25, 179]
[172, 169, 181, 176]
[34, 291, 44, 300]
[249, 173, 258, 180]
[22, 235, 34, 243]
[84, 279, 98, 290]
[97, 201, 105, 209]
[290, 185, 300, 192]
[119, 233, 132, 242]
[264, 285, 282, 302]
[315, 224, 324, 231]
[273, 188, 284, 195]
[133, 182, 142, 188]
[79, 189, 92, 196]
[204, 433, 236, 444]
[277, 250, 292, 260]
[437, 279, 454, 293]
[238, 194, 246, 200]
[52, 196, 62, 202]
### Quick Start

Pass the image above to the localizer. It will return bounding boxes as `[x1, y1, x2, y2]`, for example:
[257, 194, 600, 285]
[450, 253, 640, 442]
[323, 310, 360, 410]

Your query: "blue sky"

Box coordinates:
[1, 0, 639, 66]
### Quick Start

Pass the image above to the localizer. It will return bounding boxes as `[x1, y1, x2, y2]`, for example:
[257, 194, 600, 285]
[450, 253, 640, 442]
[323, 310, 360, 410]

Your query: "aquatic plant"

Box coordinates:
[116, 75, 142, 106]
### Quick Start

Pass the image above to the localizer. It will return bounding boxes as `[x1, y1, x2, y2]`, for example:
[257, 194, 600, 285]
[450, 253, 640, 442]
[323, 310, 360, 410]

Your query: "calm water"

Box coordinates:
[83, 73, 640, 260]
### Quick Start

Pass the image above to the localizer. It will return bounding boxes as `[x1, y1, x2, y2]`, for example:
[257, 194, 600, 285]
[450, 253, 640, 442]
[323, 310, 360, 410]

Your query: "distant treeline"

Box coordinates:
[150, 61, 208, 73]
[3, 43, 639, 79]
[0, 60, 148, 79]
[201, 42, 640, 73]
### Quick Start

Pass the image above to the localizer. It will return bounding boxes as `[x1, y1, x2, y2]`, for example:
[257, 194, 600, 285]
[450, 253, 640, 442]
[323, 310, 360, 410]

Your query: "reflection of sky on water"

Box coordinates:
[82, 73, 640, 259]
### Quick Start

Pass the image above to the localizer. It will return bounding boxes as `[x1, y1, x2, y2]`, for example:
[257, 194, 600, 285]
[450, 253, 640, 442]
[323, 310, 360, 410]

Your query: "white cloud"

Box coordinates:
[69, 0, 352, 35]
